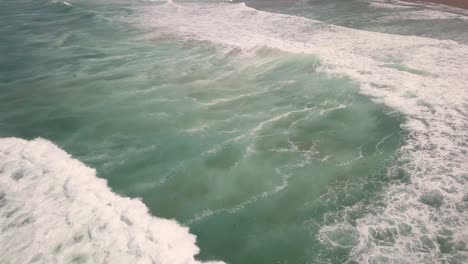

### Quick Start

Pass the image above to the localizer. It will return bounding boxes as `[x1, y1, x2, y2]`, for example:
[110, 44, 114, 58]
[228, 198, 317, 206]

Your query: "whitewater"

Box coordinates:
[0, 0, 467, 263]
[0, 138, 223, 264]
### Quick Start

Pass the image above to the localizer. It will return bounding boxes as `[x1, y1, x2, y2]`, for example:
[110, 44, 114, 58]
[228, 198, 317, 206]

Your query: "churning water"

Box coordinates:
[0, 0, 467, 263]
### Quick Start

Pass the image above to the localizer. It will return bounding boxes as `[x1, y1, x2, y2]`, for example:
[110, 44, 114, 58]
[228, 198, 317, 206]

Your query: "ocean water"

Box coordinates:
[0, 0, 467, 263]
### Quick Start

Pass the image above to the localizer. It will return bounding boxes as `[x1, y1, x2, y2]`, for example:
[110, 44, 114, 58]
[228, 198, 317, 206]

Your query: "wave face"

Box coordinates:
[142, 1, 468, 263]
[0, 138, 222, 264]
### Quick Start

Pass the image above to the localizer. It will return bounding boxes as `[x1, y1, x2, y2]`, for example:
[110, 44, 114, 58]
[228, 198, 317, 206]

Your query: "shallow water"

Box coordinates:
[0, 0, 467, 263]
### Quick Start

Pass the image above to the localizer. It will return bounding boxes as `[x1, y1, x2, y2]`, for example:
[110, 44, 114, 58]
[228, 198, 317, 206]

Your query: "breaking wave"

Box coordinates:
[0, 137, 223, 264]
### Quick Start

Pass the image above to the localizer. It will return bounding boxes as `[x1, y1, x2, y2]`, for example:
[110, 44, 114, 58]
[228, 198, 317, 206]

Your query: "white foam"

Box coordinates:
[141, 2, 468, 262]
[50, 0, 72, 7]
[0, 138, 223, 264]
[365, 0, 414, 10]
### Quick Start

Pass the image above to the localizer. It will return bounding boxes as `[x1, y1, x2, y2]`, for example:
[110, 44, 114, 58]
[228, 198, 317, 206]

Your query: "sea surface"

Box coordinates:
[0, 0, 467, 263]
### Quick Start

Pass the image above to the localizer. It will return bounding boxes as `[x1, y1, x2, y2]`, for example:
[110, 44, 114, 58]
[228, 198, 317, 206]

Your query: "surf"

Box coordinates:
[0, 0, 466, 263]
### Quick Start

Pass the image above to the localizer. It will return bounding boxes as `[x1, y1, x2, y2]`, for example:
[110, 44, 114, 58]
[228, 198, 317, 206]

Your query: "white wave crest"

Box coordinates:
[0, 137, 223, 264]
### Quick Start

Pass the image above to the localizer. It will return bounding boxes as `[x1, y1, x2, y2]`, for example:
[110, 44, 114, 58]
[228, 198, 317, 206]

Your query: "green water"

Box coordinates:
[0, 0, 406, 263]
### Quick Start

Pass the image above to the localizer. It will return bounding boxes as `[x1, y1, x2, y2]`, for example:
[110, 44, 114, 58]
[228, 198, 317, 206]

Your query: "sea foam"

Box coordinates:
[0, 137, 223, 264]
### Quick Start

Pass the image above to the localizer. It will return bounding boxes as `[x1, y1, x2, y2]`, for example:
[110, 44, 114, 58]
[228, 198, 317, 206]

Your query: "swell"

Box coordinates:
[141, 1, 468, 263]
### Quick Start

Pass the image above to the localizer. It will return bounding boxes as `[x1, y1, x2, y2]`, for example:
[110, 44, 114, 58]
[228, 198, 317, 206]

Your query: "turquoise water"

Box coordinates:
[1, 0, 467, 264]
